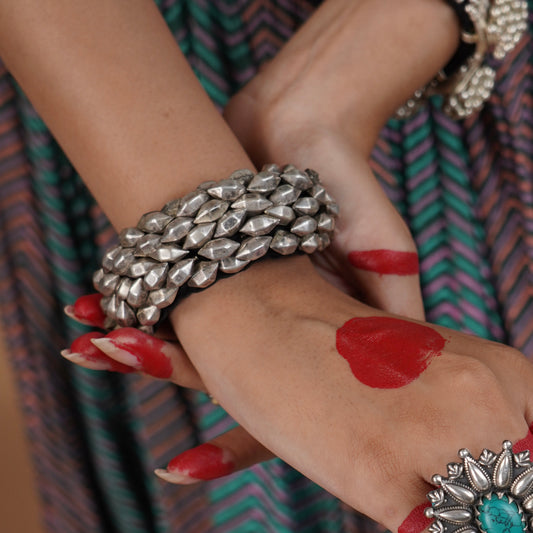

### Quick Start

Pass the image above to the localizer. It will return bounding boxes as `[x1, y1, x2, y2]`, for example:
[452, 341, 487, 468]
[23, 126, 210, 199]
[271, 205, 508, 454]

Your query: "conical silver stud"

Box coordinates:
[231, 193, 273, 215]
[281, 167, 313, 190]
[269, 184, 301, 206]
[305, 168, 320, 184]
[183, 223, 216, 249]
[300, 233, 320, 254]
[148, 245, 188, 263]
[228, 169, 254, 185]
[291, 216, 318, 236]
[240, 215, 279, 236]
[197, 180, 218, 190]
[311, 184, 335, 205]
[116, 301, 137, 327]
[93, 268, 105, 289]
[214, 209, 246, 237]
[161, 217, 194, 243]
[292, 197, 320, 216]
[317, 213, 336, 232]
[135, 234, 161, 257]
[148, 287, 178, 308]
[327, 203, 340, 216]
[167, 258, 196, 288]
[137, 211, 173, 233]
[219, 257, 250, 274]
[162, 198, 182, 216]
[98, 273, 120, 296]
[318, 233, 331, 250]
[106, 294, 120, 320]
[175, 190, 209, 217]
[126, 278, 148, 307]
[246, 171, 280, 193]
[262, 163, 281, 173]
[270, 230, 300, 255]
[236, 236, 272, 261]
[116, 277, 132, 300]
[113, 249, 135, 275]
[102, 246, 121, 271]
[194, 199, 229, 224]
[188, 261, 219, 288]
[207, 180, 246, 201]
[264, 205, 296, 225]
[128, 258, 158, 278]
[143, 263, 169, 290]
[198, 238, 240, 260]
[137, 305, 161, 327]
[119, 227, 144, 248]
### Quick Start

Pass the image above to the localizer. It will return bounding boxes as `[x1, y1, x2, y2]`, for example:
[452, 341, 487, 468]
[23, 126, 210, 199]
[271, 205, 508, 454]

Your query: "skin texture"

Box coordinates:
[348, 250, 420, 276]
[336, 317, 446, 389]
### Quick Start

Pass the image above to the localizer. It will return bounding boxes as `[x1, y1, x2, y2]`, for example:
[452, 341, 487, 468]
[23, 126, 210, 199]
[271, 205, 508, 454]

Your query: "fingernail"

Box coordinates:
[62, 332, 136, 373]
[163, 443, 235, 482]
[91, 328, 173, 379]
[399, 502, 432, 533]
[154, 468, 201, 485]
[65, 294, 107, 328]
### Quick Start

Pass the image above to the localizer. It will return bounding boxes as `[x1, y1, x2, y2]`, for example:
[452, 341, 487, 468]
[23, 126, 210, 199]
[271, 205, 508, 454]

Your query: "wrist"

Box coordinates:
[227, 0, 460, 158]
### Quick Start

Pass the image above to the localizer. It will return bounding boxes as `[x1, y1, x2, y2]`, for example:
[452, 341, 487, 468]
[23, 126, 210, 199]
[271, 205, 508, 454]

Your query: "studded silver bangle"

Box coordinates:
[397, 0, 528, 120]
[93, 164, 338, 332]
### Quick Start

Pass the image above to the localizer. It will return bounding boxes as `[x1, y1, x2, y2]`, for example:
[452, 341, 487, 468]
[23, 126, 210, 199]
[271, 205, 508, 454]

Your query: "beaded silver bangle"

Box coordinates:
[397, 0, 528, 120]
[93, 164, 339, 332]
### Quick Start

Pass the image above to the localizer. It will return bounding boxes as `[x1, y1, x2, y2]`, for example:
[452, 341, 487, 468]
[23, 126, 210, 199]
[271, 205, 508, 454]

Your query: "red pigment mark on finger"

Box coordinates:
[73, 293, 106, 328]
[336, 317, 446, 389]
[513, 424, 533, 454]
[399, 503, 432, 533]
[70, 332, 135, 373]
[168, 443, 235, 480]
[348, 250, 419, 276]
[106, 328, 173, 379]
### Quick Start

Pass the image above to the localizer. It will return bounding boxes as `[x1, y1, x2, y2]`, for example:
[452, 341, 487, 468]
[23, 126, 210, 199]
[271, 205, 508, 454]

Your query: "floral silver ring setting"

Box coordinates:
[425, 441, 533, 533]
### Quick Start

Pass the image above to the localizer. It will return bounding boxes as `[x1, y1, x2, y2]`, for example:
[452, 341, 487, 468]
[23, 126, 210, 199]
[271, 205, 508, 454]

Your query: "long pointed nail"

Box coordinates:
[91, 329, 173, 379]
[62, 332, 135, 373]
[166, 443, 235, 481]
[154, 468, 200, 485]
[64, 294, 107, 328]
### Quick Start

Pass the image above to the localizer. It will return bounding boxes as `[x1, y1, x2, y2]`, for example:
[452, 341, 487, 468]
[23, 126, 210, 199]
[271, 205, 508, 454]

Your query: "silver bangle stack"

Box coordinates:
[397, 0, 528, 119]
[93, 164, 338, 332]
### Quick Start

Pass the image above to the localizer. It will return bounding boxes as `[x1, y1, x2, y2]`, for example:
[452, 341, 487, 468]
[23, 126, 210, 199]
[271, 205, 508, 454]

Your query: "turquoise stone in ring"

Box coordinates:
[477, 494, 526, 533]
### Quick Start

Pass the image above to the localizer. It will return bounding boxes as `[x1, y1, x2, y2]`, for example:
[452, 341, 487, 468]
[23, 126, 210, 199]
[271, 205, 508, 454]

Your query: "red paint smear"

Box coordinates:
[73, 293, 107, 328]
[70, 332, 135, 373]
[107, 328, 173, 379]
[348, 250, 419, 276]
[336, 317, 445, 389]
[168, 443, 234, 480]
[399, 503, 432, 533]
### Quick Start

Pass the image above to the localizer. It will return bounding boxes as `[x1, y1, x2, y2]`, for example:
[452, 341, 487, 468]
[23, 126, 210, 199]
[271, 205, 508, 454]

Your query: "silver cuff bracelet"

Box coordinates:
[93, 164, 339, 332]
[397, 0, 528, 120]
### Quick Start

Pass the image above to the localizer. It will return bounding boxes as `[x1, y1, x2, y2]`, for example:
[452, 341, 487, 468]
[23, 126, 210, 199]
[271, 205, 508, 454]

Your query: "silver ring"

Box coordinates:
[426, 441, 533, 532]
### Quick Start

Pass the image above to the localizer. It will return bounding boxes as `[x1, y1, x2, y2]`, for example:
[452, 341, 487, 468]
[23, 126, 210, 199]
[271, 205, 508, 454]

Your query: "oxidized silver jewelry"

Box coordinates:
[397, 0, 528, 119]
[426, 441, 533, 532]
[93, 164, 338, 332]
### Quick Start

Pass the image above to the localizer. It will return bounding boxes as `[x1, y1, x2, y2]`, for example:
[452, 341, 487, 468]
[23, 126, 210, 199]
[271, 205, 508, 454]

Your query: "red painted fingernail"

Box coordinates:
[348, 250, 419, 276]
[63, 331, 135, 373]
[66, 294, 107, 328]
[399, 502, 432, 533]
[91, 328, 173, 379]
[160, 443, 235, 483]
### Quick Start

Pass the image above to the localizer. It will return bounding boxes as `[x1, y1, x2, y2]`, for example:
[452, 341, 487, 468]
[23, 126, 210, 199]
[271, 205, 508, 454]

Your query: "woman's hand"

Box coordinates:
[64, 256, 533, 533]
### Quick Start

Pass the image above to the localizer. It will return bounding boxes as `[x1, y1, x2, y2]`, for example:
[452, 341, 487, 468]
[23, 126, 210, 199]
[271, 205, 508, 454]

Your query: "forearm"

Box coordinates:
[0, 0, 253, 228]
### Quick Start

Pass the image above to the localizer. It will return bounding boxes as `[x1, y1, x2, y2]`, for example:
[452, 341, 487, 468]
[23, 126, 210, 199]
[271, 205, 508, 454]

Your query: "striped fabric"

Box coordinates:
[0, 1, 531, 531]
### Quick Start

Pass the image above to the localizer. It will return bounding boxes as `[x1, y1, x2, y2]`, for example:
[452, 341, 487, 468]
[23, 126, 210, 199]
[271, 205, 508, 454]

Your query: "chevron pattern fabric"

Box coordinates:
[0, 1, 531, 532]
